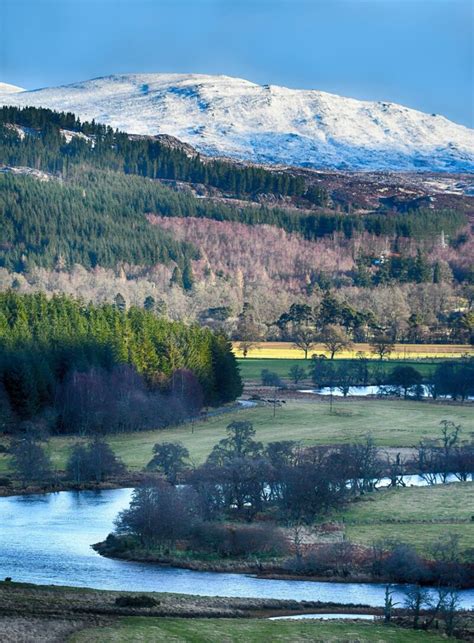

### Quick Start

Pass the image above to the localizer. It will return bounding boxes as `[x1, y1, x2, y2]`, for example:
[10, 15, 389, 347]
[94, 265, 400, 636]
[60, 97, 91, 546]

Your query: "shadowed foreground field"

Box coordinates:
[3, 582, 454, 643]
[70, 616, 448, 643]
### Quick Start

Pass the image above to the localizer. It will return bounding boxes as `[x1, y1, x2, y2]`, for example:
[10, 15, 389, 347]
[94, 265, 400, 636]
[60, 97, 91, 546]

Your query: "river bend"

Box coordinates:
[1, 489, 473, 609]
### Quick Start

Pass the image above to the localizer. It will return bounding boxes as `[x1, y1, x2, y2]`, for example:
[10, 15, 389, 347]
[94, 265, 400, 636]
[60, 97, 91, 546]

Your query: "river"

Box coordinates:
[1, 488, 473, 609]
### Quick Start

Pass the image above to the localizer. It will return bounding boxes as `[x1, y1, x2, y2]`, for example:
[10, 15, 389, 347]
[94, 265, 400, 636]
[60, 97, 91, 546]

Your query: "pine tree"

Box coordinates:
[144, 295, 156, 312]
[114, 293, 126, 312]
[170, 266, 183, 288]
[182, 262, 194, 291]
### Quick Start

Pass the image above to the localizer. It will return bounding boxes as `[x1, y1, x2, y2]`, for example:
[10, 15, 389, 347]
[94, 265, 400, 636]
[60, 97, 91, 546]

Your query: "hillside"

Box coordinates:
[1, 73, 473, 172]
[0, 105, 472, 344]
[0, 83, 24, 94]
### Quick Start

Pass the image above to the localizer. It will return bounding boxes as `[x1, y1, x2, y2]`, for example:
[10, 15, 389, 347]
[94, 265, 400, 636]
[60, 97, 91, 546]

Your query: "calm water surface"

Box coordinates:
[1, 488, 473, 609]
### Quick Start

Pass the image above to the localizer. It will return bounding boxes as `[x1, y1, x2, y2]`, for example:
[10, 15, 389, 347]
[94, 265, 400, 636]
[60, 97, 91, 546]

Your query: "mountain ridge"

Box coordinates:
[0, 82, 25, 94]
[1, 72, 473, 172]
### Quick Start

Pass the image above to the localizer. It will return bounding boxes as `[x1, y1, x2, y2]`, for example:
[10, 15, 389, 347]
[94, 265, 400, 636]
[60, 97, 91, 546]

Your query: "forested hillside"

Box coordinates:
[0, 105, 472, 344]
[0, 170, 199, 274]
[0, 292, 242, 434]
[0, 105, 321, 202]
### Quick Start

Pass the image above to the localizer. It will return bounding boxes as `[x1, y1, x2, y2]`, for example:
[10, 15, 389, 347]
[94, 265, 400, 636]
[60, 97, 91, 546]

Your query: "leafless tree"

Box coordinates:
[10, 436, 53, 485]
[438, 588, 461, 637]
[293, 328, 317, 359]
[370, 334, 395, 360]
[404, 584, 430, 629]
[320, 324, 352, 359]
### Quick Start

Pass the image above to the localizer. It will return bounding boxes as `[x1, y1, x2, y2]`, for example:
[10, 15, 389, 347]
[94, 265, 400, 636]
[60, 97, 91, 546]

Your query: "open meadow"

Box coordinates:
[0, 581, 455, 643]
[330, 482, 474, 557]
[1, 398, 471, 475]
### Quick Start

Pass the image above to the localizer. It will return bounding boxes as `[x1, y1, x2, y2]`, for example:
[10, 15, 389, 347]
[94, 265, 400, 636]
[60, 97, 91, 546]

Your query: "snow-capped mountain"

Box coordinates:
[1, 73, 473, 172]
[0, 82, 24, 94]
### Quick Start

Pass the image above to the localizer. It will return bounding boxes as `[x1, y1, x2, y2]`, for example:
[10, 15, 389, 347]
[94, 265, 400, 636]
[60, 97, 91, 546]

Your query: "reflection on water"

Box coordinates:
[1, 489, 473, 608]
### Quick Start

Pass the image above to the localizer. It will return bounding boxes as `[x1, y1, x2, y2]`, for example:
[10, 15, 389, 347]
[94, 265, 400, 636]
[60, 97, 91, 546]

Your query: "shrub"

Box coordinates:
[379, 544, 429, 583]
[261, 369, 282, 387]
[115, 595, 159, 608]
[285, 542, 359, 577]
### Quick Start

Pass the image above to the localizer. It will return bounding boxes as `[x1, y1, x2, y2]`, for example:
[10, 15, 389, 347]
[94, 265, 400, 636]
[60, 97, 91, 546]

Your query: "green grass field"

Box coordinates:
[1, 398, 472, 474]
[331, 482, 474, 556]
[238, 357, 448, 382]
[70, 616, 448, 643]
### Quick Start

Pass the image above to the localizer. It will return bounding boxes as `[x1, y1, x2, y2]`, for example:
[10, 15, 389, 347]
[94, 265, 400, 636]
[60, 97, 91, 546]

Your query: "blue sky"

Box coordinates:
[1, 0, 473, 126]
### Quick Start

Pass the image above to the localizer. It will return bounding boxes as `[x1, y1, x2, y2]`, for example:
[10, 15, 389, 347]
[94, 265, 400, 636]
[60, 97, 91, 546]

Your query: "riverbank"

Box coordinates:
[92, 536, 474, 590]
[92, 481, 474, 586]
[92, 539, 369, 583]
[245, 384, 474, 404]
[0, 474, 140, 498]
[2, 581, 472, 643]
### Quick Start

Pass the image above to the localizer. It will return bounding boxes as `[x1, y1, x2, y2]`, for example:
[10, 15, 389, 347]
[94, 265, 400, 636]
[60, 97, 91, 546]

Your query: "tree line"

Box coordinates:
[0, 292, 242, 432]
[235, 291, 473, 348]
[261, 357, 474, 402]
[0, 105, 322, 202]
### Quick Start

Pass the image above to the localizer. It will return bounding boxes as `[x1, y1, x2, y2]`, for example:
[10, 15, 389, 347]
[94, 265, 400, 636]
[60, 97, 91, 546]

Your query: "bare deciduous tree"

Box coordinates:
[292, 328, 317, 360]
[370, 334, 395, 360]
[320, 324, 351, 359]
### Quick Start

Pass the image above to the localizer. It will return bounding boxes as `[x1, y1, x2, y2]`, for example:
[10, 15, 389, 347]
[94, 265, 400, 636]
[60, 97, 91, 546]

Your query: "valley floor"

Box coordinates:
[1, 396, 471, 480]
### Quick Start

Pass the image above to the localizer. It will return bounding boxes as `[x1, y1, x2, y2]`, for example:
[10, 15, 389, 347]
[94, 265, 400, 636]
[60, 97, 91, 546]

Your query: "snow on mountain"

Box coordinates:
[1, 73, 473, 172]
[0, 82, 25, 94]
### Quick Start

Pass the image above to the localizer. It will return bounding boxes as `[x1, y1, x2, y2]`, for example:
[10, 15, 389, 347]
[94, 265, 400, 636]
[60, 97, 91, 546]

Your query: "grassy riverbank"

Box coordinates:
[1, 398, 471, 476]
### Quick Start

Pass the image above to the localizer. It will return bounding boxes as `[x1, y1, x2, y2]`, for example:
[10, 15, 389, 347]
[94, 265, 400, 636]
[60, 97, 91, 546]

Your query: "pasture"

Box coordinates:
[1, 398, 471, 474]
[331, 482, 474, 557]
